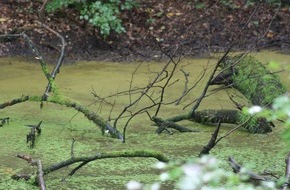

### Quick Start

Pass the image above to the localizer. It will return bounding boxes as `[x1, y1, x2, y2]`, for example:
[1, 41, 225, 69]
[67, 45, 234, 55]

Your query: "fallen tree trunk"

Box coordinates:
[153, 109, 273, 133]
[191, 109, 273, 133]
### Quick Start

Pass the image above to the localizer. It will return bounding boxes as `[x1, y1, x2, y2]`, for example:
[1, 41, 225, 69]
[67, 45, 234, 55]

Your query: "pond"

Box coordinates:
[0, 51, 289, 189]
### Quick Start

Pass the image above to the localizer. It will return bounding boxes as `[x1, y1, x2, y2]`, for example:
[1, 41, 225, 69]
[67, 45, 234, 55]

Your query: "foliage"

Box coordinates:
[127, 156, 276, 190]
[46, 0, 138, 37]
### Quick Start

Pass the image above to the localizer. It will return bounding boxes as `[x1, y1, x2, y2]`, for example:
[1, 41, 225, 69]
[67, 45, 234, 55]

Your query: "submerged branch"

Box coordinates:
[43, 150, 169, 175]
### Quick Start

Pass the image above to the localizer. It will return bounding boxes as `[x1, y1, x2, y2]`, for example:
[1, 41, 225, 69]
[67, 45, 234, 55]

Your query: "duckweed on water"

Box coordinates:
[0, 53, 289, 189]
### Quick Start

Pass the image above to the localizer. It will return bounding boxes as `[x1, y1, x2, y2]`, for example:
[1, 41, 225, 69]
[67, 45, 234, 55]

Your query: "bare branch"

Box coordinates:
[198, 120, 221, 157]
[229, 156, 267, 181]
[17, 154, 46, 190]
[42, 151, 169, 175]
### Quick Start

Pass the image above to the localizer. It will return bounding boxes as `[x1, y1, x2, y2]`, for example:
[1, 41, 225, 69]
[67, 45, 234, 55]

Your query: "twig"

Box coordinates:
[175, 68, 189, 105]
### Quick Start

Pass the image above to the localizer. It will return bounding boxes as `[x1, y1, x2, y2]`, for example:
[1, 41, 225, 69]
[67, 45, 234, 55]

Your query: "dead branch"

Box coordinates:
[152, 116, 199, 134]
[112, 49, 184, 142]
[0, 95, 30, 109]
[282, 153, 290, 190]
[113, 57, 175, 129]
[0, 95, 124, 140]
[42, 150, 169, 175]
[13, 150, 168, 186]
[35, 21, 66, 100]
[229, 156, 267, 181]
[198, 120, 221, 157]
[46, 151, 168, 175]
[16, 154, 46, 190]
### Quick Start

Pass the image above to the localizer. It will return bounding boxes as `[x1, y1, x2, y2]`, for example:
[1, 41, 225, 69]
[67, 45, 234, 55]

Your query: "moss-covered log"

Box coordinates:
[0, 95, 123, 140]
[191, 109, 273, 133]
[153, 109, 273, 133]
[211, 55, 287, 107]
[42, 150, 169, 175]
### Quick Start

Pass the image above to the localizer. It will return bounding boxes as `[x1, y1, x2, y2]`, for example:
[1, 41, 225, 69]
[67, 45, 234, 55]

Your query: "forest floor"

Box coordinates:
[0, 0, 290, 62]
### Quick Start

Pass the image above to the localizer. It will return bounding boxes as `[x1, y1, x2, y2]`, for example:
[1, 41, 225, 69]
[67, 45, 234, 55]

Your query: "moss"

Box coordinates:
[223, 55, 287, 106]
[28, 95, 42, 102]
[237, 111, 259, 133]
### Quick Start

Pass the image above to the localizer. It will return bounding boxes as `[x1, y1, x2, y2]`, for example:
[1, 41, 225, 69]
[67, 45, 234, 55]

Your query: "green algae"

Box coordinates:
[0, 52, 289, 189]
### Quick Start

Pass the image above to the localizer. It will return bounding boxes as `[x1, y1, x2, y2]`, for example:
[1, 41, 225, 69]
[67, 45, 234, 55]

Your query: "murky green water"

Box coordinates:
[0, 51, 289, 189]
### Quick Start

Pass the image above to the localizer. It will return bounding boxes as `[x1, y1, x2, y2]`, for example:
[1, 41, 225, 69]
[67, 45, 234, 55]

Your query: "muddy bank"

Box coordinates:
[1, 1, 290, 62]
